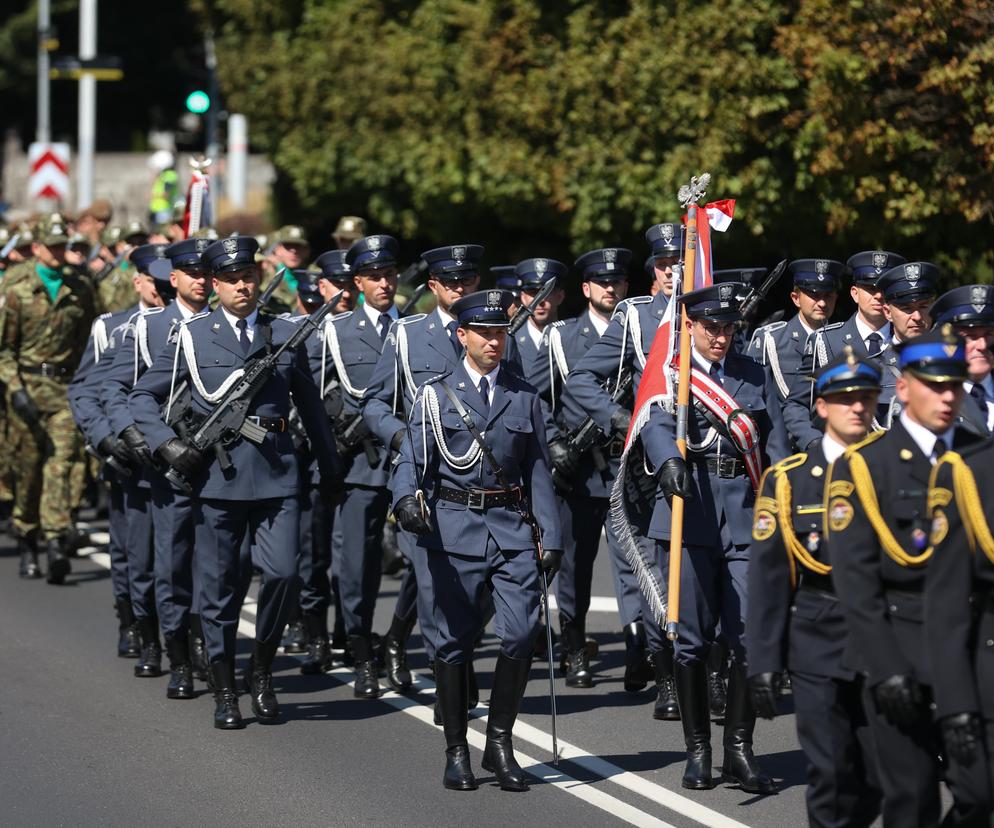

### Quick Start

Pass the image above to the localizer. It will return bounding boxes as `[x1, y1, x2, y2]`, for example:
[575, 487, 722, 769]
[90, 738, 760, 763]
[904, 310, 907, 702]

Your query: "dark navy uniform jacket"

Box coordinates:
[565, 294, 668, 436]
[550, 311, 623, 499]
[746, 442, 854, 680]
[640, 351, 789, 547]
[128, 306, 339, 501]
[827, 420, 980, 686]
[391, 362, 562, 557]
[316, 308, 395, 488]
[68, 304, 138, 448]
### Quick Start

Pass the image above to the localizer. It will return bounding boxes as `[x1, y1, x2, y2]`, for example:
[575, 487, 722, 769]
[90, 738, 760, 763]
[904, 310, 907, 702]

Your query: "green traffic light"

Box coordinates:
[185, 90, 210, 114]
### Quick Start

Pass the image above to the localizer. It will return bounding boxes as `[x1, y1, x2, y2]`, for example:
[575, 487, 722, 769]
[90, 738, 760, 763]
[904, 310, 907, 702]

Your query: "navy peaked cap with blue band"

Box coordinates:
[204, 235, 260, 275]
[451, 289, 514, 327]
[345, 234, 399, 272]
[515, 258, 568, 290]
[130, 243, 170, 274]
[847, 250, 907, 287]
[714, 267, 766, 287]
[679, 282, 745, 322]
[314, 249, 352, 279]
[929, 285, 994, 327]
[421, 244, 484, 278]
[645, 222, 682, 255]
[789, 259, 844, 291]
[813, 348, 882, 397]
[575, 248, 632, 280]
[490, 266, 520, 291]
[877, 261, 940, 304]
[896, 325, 968, 382]
[295, 270, 323, 307]
[164, 237, 211, 270]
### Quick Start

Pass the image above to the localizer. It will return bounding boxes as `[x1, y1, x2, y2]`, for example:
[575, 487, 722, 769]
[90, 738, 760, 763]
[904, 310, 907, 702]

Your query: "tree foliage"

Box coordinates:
[196, 0, 994, 280]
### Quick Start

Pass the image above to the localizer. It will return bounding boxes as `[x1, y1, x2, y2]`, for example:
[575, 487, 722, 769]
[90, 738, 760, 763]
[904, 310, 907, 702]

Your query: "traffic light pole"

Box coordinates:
[204, 32, 219, 219]
[77, 0, 97, 209]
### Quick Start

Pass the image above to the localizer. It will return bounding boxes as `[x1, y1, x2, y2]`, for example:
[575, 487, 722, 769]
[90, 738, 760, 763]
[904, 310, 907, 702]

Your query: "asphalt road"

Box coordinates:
[0, 519, 826, 828]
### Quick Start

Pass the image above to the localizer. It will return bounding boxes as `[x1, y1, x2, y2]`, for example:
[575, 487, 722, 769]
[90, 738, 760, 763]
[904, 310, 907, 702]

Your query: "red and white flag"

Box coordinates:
[684, 199, 736, 290]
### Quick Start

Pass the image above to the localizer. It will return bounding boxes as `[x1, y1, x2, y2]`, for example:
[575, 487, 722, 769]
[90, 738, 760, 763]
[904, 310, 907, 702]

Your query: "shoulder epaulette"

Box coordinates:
[772, 451, 808, 475]
[551, 319, 571, 328]
[97, 311, 113, 321]
[820, 321, 846, 332]
[756, 320, 788, 336]
[394, 313, 426, 327]
[180, 310, 212, 326]
[141, 306, 166, 317]
[842, 429, 885, 458]
[330, 310, 354, 323]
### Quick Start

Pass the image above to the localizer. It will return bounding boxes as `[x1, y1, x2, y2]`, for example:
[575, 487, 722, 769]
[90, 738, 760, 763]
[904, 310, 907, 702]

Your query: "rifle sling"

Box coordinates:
[437, 380, 516, 495]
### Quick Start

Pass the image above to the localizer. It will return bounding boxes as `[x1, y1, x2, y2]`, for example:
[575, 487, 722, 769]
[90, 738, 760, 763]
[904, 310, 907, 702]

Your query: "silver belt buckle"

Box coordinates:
[465, 489, 486, 511]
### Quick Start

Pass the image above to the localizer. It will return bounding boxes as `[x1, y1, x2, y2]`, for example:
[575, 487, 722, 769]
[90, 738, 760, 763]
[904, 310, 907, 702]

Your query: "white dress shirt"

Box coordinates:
[220, 307, 258, 344]
[900, 411, 953, 465]
[588, 309, 609, 337]
[854, 314, 891, 353]
[463, 358, 499, 399]
[362, 300, 398, 333]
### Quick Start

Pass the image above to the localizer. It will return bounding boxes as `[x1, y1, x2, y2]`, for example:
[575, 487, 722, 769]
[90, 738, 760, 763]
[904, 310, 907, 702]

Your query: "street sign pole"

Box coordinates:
[37, 0, 51, 144]
[77, 0, 97, 209]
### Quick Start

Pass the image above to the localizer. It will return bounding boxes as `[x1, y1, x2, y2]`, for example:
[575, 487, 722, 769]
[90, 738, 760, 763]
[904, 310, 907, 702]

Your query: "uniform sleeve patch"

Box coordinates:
[828, 497, 854, 531]
[930, 509, 948, 546]
[752, 509, 777, 541]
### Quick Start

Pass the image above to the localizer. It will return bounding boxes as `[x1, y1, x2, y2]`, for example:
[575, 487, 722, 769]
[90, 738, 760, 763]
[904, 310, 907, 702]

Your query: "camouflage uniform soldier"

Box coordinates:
[97, 220, 149, 313]
[0, 213, 97, 582]
[331, 216, 366, 250]
[260, 225, 311, 313]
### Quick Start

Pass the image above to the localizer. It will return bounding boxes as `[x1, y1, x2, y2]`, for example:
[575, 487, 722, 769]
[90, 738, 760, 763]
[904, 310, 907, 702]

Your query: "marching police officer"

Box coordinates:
[635, 282, 787, 793]
[391, 289, 562, 792]
[0, 213, 97, 584]
[509, 258, 566, 397]
[747, 349, 884, 827]
[100, 238, 213, 695]
[129, 235, 342, 729]
[826, 326, 982, 826]
[930, 284, 994, 436]
[926, 435, 994, 824]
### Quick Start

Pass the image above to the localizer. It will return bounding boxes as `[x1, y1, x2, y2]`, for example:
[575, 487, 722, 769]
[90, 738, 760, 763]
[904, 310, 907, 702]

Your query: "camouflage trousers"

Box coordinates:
[0, 406, 14, 503]
[10, 406, 82, 540]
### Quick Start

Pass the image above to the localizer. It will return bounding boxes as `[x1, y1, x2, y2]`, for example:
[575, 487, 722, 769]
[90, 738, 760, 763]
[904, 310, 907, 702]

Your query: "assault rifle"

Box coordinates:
[551, 367, 634, 492]
[507, 277, 557, 337]
[738, 258, 788, 326]
[165, 300, 338, 492]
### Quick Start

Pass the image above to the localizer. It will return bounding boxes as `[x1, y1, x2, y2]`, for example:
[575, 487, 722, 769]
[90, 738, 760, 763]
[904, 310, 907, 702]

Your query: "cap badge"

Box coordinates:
[604, 249, 617, 263]
[718, 283, 734, 302]
[534, 259, 548, 274]
[905, 263, 921, 284]
[872, 252, 888, 272]
[971, 285, 987, 313]
[195, 239, 210, 253]
[222, 238, 238, 258]
[815, 260, 829, 276]
[943, 344, 957, 357]
[452, 246, 466, 261]
[154, 245, 166, 257]
[660, 224, 675, 244]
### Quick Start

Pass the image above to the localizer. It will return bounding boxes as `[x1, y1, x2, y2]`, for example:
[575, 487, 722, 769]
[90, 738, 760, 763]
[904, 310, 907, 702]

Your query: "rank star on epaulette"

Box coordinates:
[212, 323, 221, 331]
[428, 323, 436, 330]
[457, 382, 465, 389]
[358, 319, 366, 327]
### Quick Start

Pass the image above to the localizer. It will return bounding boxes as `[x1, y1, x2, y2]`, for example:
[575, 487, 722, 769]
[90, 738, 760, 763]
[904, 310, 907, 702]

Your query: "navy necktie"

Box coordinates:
[932, 440, 947, 462]
[709, 361, 723, 387]
[236, 318, 250, 353]
[970, 383, 987, 406]
[446, 320, 461, 356]
[866, 332, 882, 357]
[377, 313, 389, 343]
[478, 378, 490, 411]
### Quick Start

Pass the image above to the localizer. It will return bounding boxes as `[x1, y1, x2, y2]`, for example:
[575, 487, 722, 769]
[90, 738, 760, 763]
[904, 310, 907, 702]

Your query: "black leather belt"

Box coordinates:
[245, 415, 287, 433]
[798, 570, 836, 596]
[692, 455, 746, 479]
[21, 362, 71, 380]
[438, 486, 522, 511]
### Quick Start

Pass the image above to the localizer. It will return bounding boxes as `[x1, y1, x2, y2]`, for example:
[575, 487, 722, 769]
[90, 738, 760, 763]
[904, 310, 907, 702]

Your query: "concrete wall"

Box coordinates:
[1, 131, 274, 223]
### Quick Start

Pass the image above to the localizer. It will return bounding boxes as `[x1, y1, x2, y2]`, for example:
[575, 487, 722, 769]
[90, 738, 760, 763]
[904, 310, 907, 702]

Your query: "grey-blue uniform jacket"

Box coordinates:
[746, 314, 815, 403]
[391, 362, 562, 557]
[640, 351, 789, 546]
[128, 306, 339, 501]
[316, 308, 394, 488]
[564, 294, 669, 436]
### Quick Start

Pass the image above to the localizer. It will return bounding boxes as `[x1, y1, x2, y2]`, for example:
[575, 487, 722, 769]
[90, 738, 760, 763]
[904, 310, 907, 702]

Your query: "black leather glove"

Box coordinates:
[609, 408, 632, 439]
[10, 389, 40, 427]
[155, 438, 205, 479]
[540, 547, 563, 580]
[391, 429, 407, 453]
[872, 673, 925, 727]
[658, 457, 693, 500]
[120, 425, 153, 468]
[395, 494, 431, 535]
[98, 434, 134, 468]
[941, 712, 982, 767]
[547, 439, 577, 479]
[748, 672, 782, 720]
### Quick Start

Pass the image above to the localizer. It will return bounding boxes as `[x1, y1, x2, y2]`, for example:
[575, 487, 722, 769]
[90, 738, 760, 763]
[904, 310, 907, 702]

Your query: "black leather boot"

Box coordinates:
[652, 647, 680, 720]
[383, 612, 416, 692]
[165, 633, 195, 699]
[211, 661, 244, 729]
[707, 639, 728, 719]
[721, 662, 776, 794]
[482, 653, 531, 792]
[283, 612, 308, 654]
[116, 599, 141, 658]
[350, 635, 380, 699]
[134, 616, 163, 677]
[436, 660, 477, 791]
[675, 661, 715, 789]
[381, 519, 405, 577]
[623, 622, 652, 692]
[561, 621, 593, 688]
[249, 639, 280, 723]
[188, 614, 209, 680]
[45, 535, 71, 585]
[18, 533, 41, 579]
[300, 611, 333, 675]
[468, 658, 479, 709]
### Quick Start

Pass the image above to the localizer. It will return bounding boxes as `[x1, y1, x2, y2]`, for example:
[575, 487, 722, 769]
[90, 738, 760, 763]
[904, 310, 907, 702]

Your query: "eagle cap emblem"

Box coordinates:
[534, 259, 548, 274]
[486, 290, 501, 308]
[660, 224, 675, 244]
[905, 263, 921, 283]
[452, 246, 466, 262]
[718, 283, 734, 303]
[815, 260, 829, 276]
[367, 235, 381, 251]
[195, 239, 210, 253]
[604, 249, 617, 263]
[222, 238, 239, 257]
[971, 284, 988, 312]
[872, 252, 888, 272]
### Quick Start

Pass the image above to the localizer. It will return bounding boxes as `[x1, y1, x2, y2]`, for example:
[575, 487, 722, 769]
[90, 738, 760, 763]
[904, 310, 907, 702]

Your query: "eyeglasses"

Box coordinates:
[440, 275, 478, 288]
[698, 322, 737, 339]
